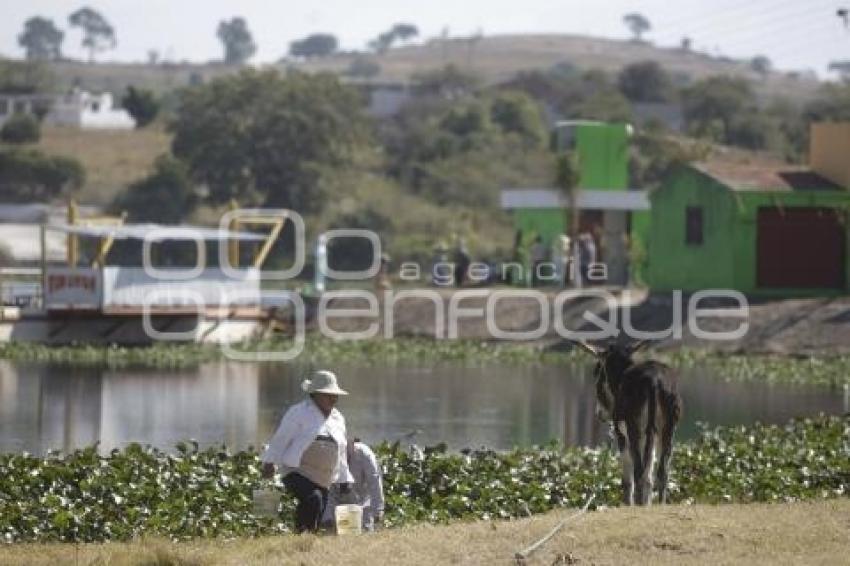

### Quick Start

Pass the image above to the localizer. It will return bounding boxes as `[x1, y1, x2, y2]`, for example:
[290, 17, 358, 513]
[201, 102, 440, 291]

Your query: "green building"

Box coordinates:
[501, 121, 651, 285]
[647, 124, 850, 295]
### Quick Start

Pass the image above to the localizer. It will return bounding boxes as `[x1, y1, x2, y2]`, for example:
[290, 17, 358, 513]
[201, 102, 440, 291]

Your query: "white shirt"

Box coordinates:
[349, 442, 384, 515]
[261, 398, 353, 484]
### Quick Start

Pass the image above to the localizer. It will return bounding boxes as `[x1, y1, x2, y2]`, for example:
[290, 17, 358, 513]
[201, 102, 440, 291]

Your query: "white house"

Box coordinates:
[46, 89, 135, 130]
[0, 89, 135, 130]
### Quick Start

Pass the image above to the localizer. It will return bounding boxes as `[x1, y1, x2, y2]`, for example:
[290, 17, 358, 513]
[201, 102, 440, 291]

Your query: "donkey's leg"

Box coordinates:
[615, 423, 634, 505]
[625, 418, 644, 506]
[637, 433, 657, 506]
[656, 422, 674, 504]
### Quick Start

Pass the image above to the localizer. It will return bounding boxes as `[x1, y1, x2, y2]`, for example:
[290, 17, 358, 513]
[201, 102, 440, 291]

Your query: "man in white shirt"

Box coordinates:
[261, 370, 353, 533]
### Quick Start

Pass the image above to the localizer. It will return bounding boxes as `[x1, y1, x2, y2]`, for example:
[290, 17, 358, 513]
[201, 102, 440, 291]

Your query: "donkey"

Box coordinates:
[575, 341, 682, 505]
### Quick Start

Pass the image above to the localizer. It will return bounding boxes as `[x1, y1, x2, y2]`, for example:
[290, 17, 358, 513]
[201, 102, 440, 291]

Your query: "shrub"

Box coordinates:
[0, 149, 84, 201]
[0, 114, 41, 144]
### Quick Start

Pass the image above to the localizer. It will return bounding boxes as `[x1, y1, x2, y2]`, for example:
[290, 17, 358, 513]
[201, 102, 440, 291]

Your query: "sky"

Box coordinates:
[1, 0, 848, 77]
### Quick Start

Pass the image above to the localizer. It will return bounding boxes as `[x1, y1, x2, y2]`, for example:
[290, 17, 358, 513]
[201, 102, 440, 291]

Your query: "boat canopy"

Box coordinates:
[47, 223, 267, 241]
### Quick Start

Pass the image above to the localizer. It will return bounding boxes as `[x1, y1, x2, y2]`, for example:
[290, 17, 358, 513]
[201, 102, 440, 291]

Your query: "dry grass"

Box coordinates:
[32, 125, 171, 205]
[2, 499, 848, 565]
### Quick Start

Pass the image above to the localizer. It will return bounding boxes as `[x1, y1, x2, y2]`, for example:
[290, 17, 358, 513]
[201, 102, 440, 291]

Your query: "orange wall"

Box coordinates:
[810, 122, 850, 189]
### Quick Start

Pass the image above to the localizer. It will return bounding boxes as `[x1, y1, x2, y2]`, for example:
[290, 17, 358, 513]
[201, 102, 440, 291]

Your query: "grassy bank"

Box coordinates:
[3, 498, 848, 565]
[1, 337, 850, 387]
[1, 416, 847, 544]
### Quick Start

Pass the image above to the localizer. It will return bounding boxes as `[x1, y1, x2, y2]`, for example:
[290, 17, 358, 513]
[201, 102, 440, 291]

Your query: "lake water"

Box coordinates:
[0, 361, 847, 454]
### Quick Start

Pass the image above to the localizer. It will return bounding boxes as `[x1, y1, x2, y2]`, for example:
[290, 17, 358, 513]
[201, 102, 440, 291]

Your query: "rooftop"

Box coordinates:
[693, 156, 843, 192]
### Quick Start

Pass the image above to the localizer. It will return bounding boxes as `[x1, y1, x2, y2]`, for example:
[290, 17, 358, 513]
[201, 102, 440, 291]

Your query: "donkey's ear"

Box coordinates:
[572, 340, 600, 356]
[629, 340, 652, 354]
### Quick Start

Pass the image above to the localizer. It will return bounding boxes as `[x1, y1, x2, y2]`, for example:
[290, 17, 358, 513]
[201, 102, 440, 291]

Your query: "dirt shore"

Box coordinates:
[317, 288, 850, 355]
[4, 499, 848, 565]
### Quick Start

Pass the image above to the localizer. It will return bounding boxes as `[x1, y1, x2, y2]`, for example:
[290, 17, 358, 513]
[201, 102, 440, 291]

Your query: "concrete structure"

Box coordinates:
[0, 89, 135, 130]
[647, 124, 850, 295]
[500, 122, 651, 285]
[46, 89, 135, 129]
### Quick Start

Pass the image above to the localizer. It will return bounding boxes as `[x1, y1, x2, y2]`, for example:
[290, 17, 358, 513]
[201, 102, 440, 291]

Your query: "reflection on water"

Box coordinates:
[0, 360, 846, 454]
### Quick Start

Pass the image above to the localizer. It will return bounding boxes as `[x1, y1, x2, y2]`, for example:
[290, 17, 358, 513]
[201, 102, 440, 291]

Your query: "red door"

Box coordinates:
[756, 207, 846, 289]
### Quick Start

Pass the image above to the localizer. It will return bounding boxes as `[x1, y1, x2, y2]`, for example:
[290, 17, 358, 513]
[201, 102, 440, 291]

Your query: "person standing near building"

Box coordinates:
[261, 370, 353, 533]
[529, 235, 547, 287]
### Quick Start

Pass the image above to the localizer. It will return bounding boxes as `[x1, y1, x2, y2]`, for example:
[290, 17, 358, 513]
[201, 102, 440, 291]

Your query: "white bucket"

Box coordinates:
[334, 504, 363, 535]
[252, 488, 280, 519]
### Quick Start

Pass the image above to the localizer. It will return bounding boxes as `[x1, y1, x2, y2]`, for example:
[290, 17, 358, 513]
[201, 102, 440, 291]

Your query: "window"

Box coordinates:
[685, 206, 703, 245]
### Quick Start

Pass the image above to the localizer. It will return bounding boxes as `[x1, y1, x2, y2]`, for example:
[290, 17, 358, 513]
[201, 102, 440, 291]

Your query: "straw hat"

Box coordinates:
[301, 370, 348, 396]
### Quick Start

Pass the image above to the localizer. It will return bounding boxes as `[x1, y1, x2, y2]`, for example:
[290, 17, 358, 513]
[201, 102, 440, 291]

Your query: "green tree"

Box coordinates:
[0, 149, 84, 202]
[216, 17, 256, 65]
[391, 23, 419, 43]
[289, 34, 338, 58]
[18, 17, 64, 61]
[112, 156, 195, 223]
[623, 13, 651, 41]
[682, 76, 755, 142]
[555, 151, 580, 239]
[490, 92, 546, 147]
[170, 70, 368, 213]
[121, 86, 159, 128]
[804, 83, 850, 122]
[68, 7, 116, 62]
[618, 61, 672, 103]
[0, 114, 41, 144]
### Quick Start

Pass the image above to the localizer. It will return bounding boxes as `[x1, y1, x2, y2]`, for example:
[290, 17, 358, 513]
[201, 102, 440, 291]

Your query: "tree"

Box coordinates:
[623, 13, 651, 42]
[555, 152, 580, 240]
[368, 23, 418, 53]
[121, 86, 159, 128]
[112, 156, 194, 223]
[682, 76, 755, 142]
[0, 114, 41, 144]
[170, 70, 368, 212]
[391, 23, 419, 43]
[18, 17, 64, 61]
[618, 61, 672, 102]
[804, 83, 850, 122]
[68, 7, 116, 62]
[216, 17, 256, 65]
[0, 149, 84, 202]
[490, 92, 546, 147]
[289, 34, 338, 58]
[750, 55, 772, 77]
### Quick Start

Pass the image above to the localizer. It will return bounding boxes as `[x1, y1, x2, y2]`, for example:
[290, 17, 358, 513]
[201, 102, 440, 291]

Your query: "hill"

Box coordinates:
[42, 34, 823, 102]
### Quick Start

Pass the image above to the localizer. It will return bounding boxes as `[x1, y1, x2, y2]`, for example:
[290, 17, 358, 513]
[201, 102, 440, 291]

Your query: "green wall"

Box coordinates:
[648, 166, 850, 295]
[647, 168, 738, 291]
[576, 124, 628, 190]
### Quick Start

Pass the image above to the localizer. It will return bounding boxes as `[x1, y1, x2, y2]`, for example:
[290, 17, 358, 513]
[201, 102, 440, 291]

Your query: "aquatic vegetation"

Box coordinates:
[1, 337, 849, 387]
[1, 415, 847, 543]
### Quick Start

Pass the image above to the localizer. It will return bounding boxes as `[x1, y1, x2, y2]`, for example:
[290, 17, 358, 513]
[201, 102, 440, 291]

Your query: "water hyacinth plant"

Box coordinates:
[1, 415, 847, 543]
[1, 338, 849, 387]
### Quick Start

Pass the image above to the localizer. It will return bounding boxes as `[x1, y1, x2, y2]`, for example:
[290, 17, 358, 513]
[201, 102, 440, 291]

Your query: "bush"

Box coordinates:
[0, 114, 41, 144]
[121, 86, 159, 128]
[0, 149, 84, 201]
[112, 155, 194, 223]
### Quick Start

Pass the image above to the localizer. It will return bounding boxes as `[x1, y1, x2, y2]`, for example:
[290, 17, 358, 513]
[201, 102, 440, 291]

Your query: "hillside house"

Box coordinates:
[647, 123, 850, 295]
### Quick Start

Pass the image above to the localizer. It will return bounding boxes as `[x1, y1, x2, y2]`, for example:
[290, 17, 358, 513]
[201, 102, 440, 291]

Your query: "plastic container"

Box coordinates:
[252, 488, 280, 519]
[334, 504, 363, 535]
